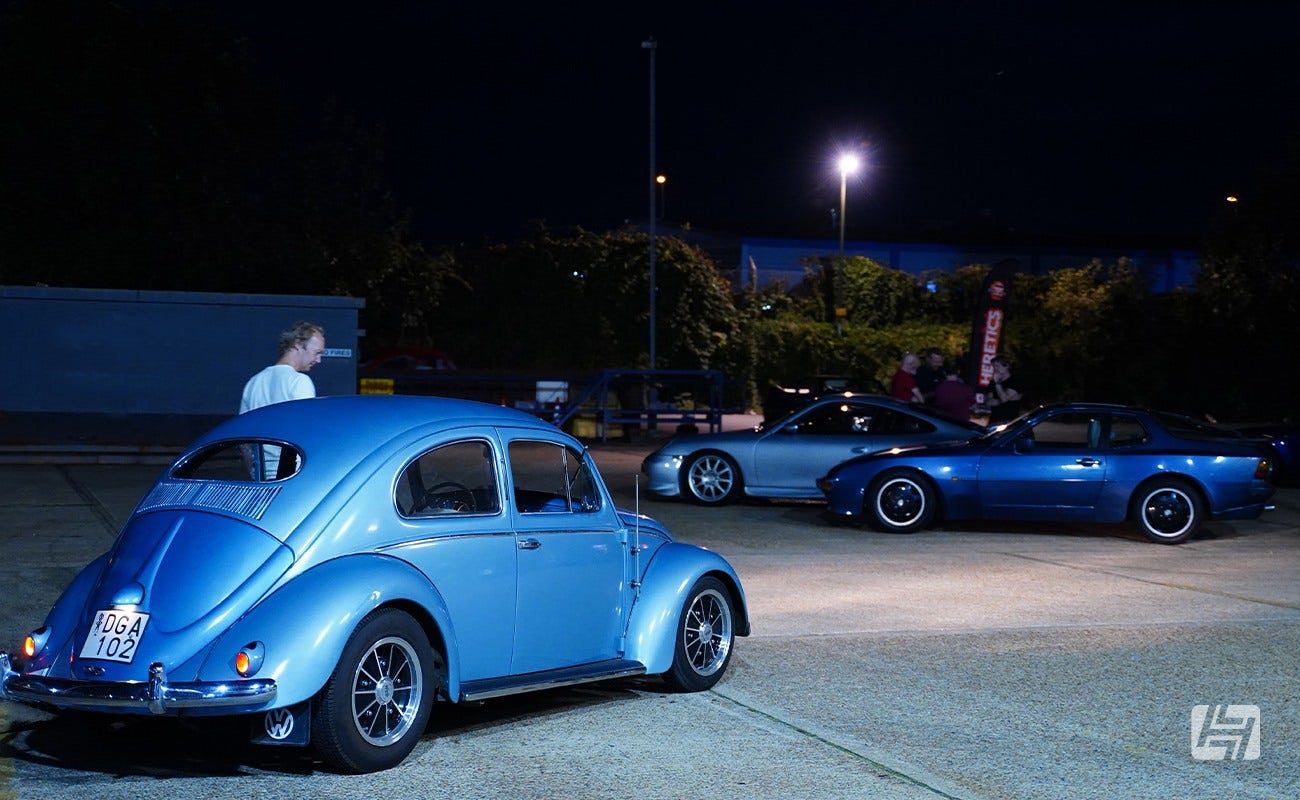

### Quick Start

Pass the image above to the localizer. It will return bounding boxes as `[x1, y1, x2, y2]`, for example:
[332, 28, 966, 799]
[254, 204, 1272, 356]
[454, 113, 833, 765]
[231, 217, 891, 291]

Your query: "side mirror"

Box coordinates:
[1013, 434, 1035, 453]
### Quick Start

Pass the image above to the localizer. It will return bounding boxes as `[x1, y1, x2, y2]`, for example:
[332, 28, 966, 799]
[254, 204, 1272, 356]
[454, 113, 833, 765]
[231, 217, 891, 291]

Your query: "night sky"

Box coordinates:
[224, 2, 1298, 246]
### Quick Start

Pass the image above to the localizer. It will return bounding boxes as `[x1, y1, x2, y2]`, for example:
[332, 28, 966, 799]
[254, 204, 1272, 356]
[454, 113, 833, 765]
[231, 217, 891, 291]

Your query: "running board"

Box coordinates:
[459, 659, 647, 702]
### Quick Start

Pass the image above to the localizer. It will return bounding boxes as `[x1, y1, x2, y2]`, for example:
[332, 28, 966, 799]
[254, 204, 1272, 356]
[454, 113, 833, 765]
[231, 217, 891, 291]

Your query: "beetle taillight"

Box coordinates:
[1256, 459, 1273, 480]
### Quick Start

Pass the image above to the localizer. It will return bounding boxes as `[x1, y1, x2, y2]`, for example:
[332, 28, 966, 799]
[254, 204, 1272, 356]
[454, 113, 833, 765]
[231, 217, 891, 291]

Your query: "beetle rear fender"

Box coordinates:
[624, 543, 749, 675]
[21, 553, 110, 672]
[197, 553, 460, 709]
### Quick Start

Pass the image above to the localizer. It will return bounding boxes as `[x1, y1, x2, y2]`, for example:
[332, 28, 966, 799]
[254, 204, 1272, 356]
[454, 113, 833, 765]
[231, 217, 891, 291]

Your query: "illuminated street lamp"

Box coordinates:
[656, 174, 667, 219]
[837, 153, 861, 254]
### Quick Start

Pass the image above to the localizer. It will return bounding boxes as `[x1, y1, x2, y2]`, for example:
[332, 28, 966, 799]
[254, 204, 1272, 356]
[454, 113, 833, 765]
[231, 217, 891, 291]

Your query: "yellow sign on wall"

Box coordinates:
[359, 378, 394, 395]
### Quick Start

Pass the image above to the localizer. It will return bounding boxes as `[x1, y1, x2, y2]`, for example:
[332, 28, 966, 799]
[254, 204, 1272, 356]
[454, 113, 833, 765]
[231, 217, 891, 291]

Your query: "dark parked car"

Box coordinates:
[643, 394, 983, 505]
[818, 403, 1276, 544]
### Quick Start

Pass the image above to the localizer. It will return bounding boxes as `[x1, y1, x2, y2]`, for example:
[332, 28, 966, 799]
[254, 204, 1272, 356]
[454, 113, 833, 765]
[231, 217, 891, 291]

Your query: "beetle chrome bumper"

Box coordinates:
[0, 652, 277, 714]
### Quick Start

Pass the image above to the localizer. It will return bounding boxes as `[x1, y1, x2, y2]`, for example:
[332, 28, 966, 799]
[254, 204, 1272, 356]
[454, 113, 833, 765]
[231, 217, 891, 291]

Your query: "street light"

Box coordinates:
[837, 153, 861, 254]
[642, 38, 658, 368]
[656, 174, 667, 219]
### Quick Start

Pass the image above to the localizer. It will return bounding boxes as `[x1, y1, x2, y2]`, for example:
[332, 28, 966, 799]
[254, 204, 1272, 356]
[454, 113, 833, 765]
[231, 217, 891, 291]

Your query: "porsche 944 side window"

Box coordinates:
[171, 440, 305, 482]
[396, 440, 500, 518]
[1108, 415, 1150, 447]
[509, 440, 601, 514]
[1027, 413, 1102, 448]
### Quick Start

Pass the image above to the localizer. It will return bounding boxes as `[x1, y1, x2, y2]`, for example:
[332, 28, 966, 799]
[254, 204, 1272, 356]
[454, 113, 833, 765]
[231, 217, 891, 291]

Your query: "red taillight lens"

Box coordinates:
[1256, 459, 1274, 480]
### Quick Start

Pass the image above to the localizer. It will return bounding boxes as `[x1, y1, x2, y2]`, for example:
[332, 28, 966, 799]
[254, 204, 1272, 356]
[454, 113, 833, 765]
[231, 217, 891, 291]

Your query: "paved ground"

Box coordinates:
[0, 434, 1297, 800]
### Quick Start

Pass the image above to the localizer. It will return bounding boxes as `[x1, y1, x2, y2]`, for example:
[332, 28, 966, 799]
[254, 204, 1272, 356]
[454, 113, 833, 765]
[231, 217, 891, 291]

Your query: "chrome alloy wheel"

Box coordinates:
[350, 636, 424, 746]
[686, 454, 737, 503]
[681, 587, 733, 677]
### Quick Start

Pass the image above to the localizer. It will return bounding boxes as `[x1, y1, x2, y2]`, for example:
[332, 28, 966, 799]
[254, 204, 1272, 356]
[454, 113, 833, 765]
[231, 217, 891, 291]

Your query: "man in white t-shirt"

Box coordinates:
[239, 321, 326, 478]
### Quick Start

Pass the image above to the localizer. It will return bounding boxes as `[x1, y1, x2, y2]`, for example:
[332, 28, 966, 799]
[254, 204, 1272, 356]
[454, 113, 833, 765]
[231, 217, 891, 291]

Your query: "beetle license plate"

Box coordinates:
[79, 610, 151, 663]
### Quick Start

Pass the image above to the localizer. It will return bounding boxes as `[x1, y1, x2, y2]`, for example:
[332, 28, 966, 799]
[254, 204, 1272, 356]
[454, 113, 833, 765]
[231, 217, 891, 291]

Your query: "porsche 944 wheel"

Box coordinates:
[867, 469, 936, 532]
[312, 608, 435, 773]
[1133, 478, 1203, 544]
[662, 576, 735, 692]
[682, 453, 742, 505]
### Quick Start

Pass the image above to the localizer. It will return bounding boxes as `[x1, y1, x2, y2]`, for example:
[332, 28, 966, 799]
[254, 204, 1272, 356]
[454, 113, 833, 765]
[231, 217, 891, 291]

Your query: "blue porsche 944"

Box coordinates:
[1, 396, 749, 772]
[817, 402, 1276, 544]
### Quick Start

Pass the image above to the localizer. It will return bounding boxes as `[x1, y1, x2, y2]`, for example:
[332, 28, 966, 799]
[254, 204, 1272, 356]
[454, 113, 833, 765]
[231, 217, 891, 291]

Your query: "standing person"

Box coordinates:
[890, 353, 925, 404]
[239, 321, 326, 479]
[987, 355, 1025, 423]
[933, 361, 977, 422]
[239, 321, 327, 414]
[914, 347, 945, 403]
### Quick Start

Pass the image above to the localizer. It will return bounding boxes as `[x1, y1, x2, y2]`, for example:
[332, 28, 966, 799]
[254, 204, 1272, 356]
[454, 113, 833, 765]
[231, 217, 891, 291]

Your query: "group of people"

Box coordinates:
[891, 348, 1024, 424]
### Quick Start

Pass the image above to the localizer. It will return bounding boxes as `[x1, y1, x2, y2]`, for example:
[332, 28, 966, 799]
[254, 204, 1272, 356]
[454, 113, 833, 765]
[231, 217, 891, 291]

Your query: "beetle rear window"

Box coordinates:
[171, 440, 304, 482]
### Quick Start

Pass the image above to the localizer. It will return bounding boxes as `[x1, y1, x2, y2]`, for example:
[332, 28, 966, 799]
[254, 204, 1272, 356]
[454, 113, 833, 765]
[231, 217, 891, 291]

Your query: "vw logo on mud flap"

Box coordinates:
[263, 708, 295, 740]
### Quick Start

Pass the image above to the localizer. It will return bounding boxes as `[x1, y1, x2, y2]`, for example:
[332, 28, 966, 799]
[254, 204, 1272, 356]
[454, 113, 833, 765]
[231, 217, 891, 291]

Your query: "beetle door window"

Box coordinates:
[397, 440, 500, 517]
[509, 440, 601, 514]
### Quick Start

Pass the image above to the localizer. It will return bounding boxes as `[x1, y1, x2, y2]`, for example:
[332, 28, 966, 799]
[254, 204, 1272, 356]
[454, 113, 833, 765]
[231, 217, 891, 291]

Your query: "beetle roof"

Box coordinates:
[196, 395, 564, 460]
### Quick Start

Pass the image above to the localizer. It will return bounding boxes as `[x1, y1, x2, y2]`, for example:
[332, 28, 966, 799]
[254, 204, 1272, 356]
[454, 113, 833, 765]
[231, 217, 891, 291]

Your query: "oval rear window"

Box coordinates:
[171, 440, 304, 482]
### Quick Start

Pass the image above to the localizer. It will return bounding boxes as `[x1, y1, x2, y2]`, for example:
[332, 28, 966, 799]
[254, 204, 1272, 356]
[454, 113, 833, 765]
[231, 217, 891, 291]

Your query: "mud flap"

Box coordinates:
[249, 701, 311, 746]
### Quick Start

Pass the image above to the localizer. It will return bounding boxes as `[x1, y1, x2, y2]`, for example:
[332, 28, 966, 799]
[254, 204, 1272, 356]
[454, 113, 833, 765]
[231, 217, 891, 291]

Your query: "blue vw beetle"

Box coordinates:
[1, 396, 749, 772]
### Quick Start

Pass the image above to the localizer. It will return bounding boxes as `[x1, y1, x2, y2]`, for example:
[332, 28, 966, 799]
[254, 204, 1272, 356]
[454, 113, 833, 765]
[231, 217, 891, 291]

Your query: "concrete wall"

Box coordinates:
[1, 286, 364, 446]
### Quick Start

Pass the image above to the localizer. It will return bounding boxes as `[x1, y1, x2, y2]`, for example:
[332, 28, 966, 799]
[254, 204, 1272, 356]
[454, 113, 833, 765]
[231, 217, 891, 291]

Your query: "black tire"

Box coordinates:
[866, 469, 936, 532]
[661, 576, 736, 692]
[681, 452, 742, 505]
[312, 608, 435, 773]
[1132, 477, 1204, 544]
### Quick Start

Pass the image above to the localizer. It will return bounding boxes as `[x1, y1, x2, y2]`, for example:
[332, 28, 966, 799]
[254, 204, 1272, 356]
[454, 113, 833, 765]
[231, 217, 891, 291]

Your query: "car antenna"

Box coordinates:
[632, 474, 642, 593]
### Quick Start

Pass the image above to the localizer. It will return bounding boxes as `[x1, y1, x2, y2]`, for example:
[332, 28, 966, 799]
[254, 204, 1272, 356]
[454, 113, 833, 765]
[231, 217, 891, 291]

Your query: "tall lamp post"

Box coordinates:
[837, 153, 860, 254]
[642, 38, 658, 368]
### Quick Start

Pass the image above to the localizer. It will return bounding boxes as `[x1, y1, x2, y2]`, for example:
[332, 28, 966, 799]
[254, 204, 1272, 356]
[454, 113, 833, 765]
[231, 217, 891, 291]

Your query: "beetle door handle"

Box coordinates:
[517, 538, 541, 550]
[1076, 458, 1101, 467]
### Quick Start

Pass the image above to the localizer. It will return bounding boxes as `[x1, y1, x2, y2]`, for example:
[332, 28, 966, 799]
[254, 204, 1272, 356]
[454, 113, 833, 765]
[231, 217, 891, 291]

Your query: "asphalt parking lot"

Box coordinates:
[0, 440, 1297, 800]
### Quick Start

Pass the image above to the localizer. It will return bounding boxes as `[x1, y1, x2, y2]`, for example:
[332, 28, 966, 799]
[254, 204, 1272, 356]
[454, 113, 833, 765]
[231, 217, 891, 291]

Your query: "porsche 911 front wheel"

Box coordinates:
[682, 452, 742, 505]
[312, 608, 435, 773]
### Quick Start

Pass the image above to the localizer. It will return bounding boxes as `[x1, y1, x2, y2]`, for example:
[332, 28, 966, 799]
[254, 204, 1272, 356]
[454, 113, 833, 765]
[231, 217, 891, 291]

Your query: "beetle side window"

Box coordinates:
[509, 440, 601, 514]
[396, 440, 500, 517]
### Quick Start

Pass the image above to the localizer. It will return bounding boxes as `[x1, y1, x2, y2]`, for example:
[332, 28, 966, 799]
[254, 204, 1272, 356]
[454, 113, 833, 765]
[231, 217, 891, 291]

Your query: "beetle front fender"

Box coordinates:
[624, 543, 749, 675]
[197, 553, 461, 709]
